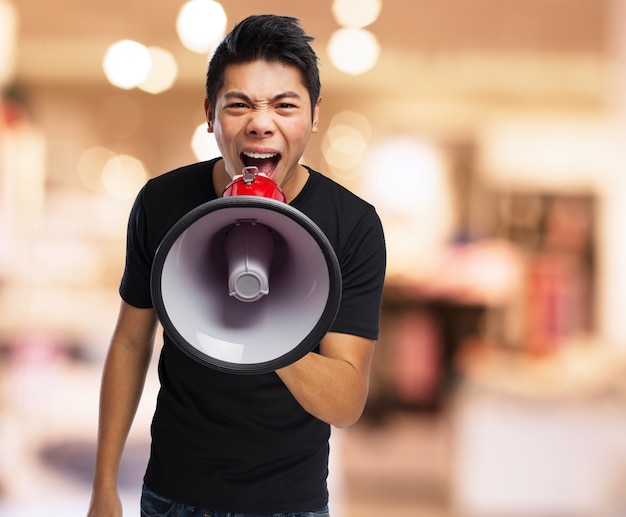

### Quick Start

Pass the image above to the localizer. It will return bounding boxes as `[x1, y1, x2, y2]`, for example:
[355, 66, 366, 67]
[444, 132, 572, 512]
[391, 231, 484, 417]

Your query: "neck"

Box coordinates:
[211, 159, 232, 197]
[280, 164, 309, 203]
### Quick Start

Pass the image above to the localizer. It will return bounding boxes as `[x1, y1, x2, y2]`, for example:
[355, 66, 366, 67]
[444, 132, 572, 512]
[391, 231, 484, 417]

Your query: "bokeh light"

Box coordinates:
[327, 28, 380, 75]
[331, 0, 382, 28]
[176, 0, 227, 54]
[102, 40, 152, 90]
[138, 46, 178, 94]
[101, 154, 148, 200]
[0, 0, 17, 87]
[76, 146, 116, 192]
[191, 123, 221, 161]
[322, 110, 372, 178]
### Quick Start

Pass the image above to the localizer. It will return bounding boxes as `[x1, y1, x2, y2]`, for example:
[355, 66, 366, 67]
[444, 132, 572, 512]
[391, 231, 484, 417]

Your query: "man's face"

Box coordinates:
[206, 60, 320, 190]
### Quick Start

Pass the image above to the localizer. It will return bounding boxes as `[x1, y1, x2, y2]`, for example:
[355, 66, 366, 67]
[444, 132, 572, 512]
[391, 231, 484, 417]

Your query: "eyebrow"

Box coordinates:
[223, 91, 302, 104]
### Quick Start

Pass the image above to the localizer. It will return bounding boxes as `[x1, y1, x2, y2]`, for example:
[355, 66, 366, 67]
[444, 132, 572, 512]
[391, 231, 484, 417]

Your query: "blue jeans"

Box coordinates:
[140, 484, 331, 517]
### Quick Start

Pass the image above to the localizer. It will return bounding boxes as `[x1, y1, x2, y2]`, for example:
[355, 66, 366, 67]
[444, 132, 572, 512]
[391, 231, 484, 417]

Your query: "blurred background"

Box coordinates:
[3, 0, 626, 516]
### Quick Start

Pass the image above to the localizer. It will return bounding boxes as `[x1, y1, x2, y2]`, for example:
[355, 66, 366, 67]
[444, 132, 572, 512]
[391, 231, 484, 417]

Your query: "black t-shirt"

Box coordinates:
[120, 159, 386, 512]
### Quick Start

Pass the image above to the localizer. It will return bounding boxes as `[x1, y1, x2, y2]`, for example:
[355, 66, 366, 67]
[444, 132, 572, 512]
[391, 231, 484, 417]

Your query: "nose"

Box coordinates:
[246, 110, 275, 137]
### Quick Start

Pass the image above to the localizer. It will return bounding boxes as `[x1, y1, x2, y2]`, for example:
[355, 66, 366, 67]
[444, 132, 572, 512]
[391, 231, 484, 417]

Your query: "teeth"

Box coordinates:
[243, 151, 278, 160]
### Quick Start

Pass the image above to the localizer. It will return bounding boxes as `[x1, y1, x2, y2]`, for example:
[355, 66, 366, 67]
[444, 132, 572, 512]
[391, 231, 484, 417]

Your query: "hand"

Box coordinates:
[87, 488, 122, 517]
[276, 332, 375, 427]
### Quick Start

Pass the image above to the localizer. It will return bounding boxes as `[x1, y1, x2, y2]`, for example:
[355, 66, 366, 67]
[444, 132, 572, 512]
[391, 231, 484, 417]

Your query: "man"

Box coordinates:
[88, 14, 386, 517]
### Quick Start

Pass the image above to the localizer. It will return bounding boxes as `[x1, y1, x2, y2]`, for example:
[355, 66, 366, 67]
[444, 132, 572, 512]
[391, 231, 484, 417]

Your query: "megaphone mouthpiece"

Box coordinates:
[222, 167, 286, 202]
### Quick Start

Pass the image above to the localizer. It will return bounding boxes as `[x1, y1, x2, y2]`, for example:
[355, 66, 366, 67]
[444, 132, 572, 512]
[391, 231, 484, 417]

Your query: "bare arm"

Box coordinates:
[87, 301, 158, 516]
[275, 332, 375, 427]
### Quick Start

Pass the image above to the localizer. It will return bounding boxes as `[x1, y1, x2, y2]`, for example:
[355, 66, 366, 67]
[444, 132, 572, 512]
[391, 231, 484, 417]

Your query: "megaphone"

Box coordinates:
[150, 167, 342, 374]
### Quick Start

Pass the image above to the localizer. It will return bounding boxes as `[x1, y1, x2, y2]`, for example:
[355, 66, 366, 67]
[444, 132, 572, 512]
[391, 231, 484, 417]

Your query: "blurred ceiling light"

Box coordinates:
[323, 123, 368, 170]
[331, 109, 372, 141]
[0, 0, 17, 87]
[101, 154, 148, 200]
[191, 123, 221, 161]
[322, 110, 372, 175]
[139, 46, 179, 94]
[103, 40, 152, 89]
[332, 0, 382, 28]
[361, 137, 448, 215]
[77, 146, 116, 191]
[177, 0, 227, 54]
[479, 118, 615, 190]
[327, 28, 380, 75]
[361, 137, 454, 278]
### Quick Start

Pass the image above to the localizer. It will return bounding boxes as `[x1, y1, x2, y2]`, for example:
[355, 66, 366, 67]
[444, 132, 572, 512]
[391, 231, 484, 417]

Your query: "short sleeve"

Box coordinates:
[119, 187, 154, 308]
[330, 207, 386, 339]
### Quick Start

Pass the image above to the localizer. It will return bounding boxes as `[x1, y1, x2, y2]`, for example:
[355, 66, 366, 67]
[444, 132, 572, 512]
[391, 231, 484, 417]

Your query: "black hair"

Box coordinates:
[205, 14, 321, 119]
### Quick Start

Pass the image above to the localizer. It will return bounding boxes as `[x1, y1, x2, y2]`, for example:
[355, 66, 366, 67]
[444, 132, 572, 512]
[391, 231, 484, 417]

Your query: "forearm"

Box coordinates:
[276, 333, 374, 427]
[92, 340, 152, 489]
[91, 303, 157, 492]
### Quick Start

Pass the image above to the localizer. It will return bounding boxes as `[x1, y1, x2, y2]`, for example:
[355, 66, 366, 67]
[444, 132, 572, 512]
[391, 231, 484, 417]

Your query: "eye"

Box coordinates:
[276, 102, 299, 113]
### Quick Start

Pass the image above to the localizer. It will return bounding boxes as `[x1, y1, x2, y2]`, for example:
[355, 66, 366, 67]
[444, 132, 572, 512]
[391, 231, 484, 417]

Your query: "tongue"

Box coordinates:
[244, 157, 276, 177]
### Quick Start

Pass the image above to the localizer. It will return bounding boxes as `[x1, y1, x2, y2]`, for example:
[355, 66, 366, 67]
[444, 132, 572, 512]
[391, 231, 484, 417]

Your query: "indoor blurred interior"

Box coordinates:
[3, 1, 626, 516]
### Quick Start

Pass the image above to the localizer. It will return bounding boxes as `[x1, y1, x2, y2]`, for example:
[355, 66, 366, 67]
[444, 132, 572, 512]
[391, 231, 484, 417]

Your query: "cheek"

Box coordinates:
[214, 127, 235, 152]
[283, 121, 314, 142]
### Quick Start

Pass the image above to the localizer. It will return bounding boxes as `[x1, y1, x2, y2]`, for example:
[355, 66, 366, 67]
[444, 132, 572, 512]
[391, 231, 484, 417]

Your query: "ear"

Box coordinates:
[204, 98, 214, 133]
[311, 97, 322, 134]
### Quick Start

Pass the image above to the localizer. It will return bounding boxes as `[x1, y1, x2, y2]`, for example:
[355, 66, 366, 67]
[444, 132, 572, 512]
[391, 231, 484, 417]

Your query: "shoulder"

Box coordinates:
[295, 167, 384, 257]
[300, 168, 376, 214]
[130, 159, 219, 245]
[143, 160, 215, 198]
[299, 168, 381, 228]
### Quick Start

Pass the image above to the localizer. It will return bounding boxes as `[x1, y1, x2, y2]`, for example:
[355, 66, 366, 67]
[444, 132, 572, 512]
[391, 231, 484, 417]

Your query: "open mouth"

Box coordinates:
[241, 151, 281, 178]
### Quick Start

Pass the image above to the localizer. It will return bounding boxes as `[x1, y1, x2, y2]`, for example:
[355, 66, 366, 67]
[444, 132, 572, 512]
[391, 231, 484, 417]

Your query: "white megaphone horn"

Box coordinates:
[150, 166, 342, 374]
